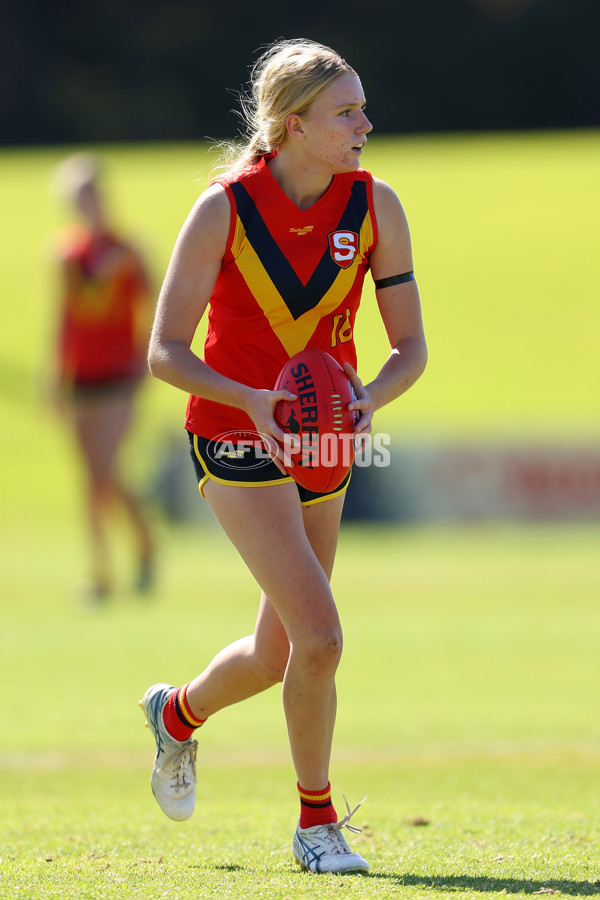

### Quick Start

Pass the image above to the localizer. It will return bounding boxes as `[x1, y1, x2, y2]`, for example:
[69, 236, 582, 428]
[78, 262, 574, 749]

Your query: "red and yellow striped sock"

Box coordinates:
[162, 684, 206, 741]
[298, 782, 337, 829]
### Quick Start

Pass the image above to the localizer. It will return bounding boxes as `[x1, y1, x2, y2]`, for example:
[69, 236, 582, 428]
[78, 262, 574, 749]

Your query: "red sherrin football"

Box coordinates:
[274, 349, 358, 493]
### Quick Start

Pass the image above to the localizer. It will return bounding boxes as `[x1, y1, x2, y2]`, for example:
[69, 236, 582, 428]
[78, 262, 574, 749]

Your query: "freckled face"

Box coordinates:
[298, 74, 373, 174]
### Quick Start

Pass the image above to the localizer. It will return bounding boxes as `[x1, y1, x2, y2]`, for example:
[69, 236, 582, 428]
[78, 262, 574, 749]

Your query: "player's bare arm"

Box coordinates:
[365, 177, 428, 413]
[148, 184, 295, 445]
[149, 183, 231, 393]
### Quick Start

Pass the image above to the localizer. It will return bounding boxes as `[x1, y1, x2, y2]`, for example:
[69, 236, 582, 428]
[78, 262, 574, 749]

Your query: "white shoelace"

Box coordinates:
[167, 740, 197, 789]
[332, 794, 367, 836]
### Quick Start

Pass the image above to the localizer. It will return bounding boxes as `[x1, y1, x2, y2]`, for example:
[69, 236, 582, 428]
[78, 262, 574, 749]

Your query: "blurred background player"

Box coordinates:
[48, 153, 155, 603]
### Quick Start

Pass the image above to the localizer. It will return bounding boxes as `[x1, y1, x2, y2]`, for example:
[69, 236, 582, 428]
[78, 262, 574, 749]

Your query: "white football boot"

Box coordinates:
[139, 682, 198, 821]
[292, 796, 369, 874]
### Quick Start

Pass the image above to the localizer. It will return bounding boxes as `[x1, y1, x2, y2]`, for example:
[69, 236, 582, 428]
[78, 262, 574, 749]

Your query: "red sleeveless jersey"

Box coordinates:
[185, 156, 378, 439]
[56, 225, 150, 386]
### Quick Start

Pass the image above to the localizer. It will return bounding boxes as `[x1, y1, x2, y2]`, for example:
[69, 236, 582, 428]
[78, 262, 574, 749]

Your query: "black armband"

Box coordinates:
[374, 271, 415, 289]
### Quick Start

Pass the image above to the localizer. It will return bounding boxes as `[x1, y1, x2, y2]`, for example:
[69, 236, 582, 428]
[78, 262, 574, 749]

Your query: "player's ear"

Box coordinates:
[285, 114, 306, 142]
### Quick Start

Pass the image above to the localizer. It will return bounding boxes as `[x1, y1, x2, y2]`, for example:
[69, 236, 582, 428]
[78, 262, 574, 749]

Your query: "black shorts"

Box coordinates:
[67, 374, 142, 401]
[188, 431, 351, 507]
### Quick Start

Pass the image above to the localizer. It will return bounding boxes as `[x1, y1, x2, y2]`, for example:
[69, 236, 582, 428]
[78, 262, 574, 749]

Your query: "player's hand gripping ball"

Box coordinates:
[274, 349, 359, 493]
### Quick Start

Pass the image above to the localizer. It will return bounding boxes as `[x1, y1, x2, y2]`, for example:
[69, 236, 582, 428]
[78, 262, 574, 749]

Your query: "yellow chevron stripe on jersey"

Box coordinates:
[230, 212, 246, 259]
[234, 209, 374, 356]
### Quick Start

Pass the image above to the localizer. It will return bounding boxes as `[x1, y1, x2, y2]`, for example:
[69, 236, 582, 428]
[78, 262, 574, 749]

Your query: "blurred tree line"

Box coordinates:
[1, 0, 598, 145]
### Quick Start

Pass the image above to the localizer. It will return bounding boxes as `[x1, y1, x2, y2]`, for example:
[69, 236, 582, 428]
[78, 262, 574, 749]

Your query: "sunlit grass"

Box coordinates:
[1, 524, 599, 898]
[1, 133, 599, 898]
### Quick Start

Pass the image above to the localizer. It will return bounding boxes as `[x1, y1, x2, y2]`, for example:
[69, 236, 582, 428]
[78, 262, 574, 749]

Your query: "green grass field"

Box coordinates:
[1, 134, 599, 897]
[1, 525, 599, 898]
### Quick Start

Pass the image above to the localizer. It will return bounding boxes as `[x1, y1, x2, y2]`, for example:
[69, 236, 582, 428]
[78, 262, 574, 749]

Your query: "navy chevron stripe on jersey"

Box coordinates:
[230, 179, 369, 320]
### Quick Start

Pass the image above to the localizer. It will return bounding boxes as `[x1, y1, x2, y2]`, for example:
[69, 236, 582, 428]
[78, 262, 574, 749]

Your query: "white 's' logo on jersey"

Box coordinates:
[328, 231, 358, 268]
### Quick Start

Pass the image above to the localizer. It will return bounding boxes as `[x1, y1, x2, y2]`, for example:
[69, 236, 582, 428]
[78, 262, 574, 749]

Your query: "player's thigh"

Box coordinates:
[72, 395, 134, 479]
[203, 480, 340, 639]
[301, 493, 345, 582]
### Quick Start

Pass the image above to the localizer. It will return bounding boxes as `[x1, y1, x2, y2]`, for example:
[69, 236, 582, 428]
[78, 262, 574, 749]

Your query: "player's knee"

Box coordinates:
[304, 627, 343, 674]
[89, 472, 113, 499]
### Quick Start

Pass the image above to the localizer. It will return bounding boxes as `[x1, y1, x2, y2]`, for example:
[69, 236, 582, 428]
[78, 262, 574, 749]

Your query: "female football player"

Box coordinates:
[50, 153, 155, 603]
[140, 39, 427, 873]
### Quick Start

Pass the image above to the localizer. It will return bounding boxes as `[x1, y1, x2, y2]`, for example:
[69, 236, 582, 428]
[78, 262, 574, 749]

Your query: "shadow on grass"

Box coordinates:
[198, 863, 599, 893]
[368, 873, 600, 895]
